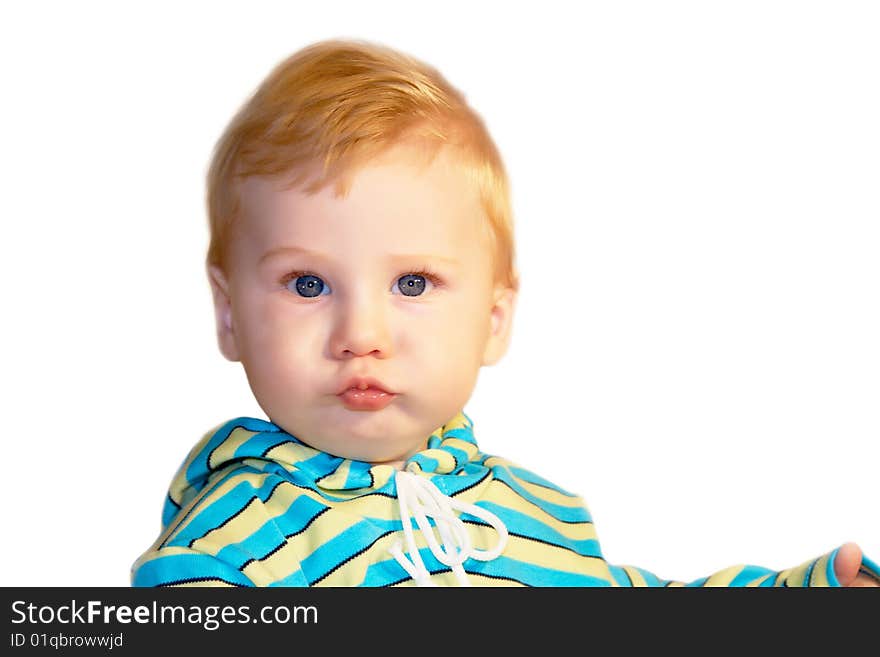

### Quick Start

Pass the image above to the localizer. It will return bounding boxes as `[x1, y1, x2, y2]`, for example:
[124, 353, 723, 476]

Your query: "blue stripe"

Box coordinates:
[275, 465, 396, 503]
[443, 444, 470, 469]
[343, 460, 373, 489]
[301, 520, 400, 584]
[728, 564, 776, 587]
[685, 576, 710, 587]
[409, 453, 439, 472]
[632, 566, 666, 587]
[132, 552, 254, 587]
[507, 465, 577, 496]
[443, 426, 477, 445]
[462, 461, 487, 476]
[758, 573, 777, 587]
[429, 470, 489, 497]
[358, 553, 415, 586]
[802, 559, 816, 587]
[298, 451, 346, 481]
[608, 565, 633, 586]
[184, 418, 279, 490]
[161, 464, 266, 546]
[208, 496, 328, 570]
[165, 473, 286, 548]
[859, 553, 880, 582]
[488, 469, 593, 523]
[271, 495, 328, 537]
[825, 547, 841, 586]
[236, 432, 301, 459]
[472, 554, 611, 586]
[213, 523, 286, 569]
[465, 502, 599, 556]
[161, 496, 182, 529]
[268, 569, 311, 587]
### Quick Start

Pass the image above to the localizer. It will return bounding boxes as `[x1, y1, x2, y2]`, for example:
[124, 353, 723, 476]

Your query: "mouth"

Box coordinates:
[336, 377, 396, 411]
[336, 377, 394, 396]
[337, 387, 396, 411]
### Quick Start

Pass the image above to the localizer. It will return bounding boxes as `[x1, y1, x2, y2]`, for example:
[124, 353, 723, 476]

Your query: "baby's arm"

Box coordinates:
[607, 544, 880, 587]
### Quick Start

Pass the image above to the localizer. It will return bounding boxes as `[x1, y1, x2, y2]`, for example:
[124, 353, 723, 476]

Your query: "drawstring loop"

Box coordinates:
[389, 467, 508, 586]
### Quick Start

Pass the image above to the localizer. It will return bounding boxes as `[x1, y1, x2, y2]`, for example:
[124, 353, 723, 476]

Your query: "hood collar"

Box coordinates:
[166, 411, 481, 523]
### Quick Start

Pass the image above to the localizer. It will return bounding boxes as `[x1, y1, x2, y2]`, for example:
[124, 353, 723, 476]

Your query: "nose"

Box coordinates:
[329, 292, 393, 359]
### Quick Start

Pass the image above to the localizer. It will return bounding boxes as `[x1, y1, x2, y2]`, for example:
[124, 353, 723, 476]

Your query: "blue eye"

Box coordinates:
[394, 273, 428, 297]
[287, 274, 330, 298]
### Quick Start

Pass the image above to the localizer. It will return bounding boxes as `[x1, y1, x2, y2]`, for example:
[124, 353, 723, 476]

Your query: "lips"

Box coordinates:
[336, 377, 396, 411]
[335, 377, 394, 396]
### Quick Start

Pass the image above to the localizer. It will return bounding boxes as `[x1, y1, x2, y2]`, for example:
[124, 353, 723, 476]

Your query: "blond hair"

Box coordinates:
[205, 38, 517, 290]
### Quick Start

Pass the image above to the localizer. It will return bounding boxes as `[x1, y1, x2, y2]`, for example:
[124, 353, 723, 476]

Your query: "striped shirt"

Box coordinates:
[131, 412, 879, 587]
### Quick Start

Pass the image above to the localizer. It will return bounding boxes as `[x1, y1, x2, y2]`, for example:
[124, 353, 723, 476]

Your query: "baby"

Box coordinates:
[131, 38, 878, 587]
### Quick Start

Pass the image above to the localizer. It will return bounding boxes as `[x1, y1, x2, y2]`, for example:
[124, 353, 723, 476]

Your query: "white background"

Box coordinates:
[1, 1, 877, 586]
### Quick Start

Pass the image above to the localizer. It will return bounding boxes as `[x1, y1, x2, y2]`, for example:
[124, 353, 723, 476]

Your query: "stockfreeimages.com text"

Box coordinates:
[10, 599, 317, 631]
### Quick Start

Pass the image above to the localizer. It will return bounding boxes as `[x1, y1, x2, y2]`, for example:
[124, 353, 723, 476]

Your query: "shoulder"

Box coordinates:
[481, 452, 584, 501]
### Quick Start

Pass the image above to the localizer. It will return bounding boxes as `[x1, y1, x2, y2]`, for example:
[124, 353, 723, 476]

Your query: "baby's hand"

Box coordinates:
[833, 542, 879, 587]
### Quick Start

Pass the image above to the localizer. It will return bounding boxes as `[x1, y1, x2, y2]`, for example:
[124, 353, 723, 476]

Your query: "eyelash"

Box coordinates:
[279, 267, 444, 292]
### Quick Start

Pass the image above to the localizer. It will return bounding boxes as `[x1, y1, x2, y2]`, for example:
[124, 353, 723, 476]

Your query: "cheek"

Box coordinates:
[236, 306, 323, 381]
[406, 298, 490, 362]
[410, 313, 485, 406]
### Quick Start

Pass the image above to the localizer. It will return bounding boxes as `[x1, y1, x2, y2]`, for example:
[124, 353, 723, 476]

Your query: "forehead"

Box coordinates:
[236, 145, 490, 258]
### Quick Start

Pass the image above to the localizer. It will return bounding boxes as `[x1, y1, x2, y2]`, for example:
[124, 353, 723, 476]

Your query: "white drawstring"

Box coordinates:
[389, 467, 508, 586]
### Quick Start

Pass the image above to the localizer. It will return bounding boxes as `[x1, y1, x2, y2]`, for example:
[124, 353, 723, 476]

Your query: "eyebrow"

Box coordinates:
[258, 246, 459, 266]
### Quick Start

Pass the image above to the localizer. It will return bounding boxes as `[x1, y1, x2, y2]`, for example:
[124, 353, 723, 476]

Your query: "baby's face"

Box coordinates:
[208, 144, 516, 465]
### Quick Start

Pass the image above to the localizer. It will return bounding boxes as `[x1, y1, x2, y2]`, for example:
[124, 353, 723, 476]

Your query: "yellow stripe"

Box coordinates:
[241, 540, 303, 585]
[265, 440, 323, 467]
[501, 534, 612, 580]
[242, 503, 366, 585]
[778, 558, 813, 587]
[189, 484, 293, 555]
[483, 457, 584, 503]
[315, 532, 403, 586]
[476, 481, 599, 543]
[208, 427, 259, 470]
[440, 412, 470, 432]
[284, 503, 364, 561]
[167, 470, 275, 547]
[440, 437, 479, 461]
[514, 477, 586, 509]
[773, 567, 793, 586]
[809, 553, 832, 586]
[153, 464, 260, 549]
[270, 486, 395, 521]
[703, 565, 745, 587]
[622, 565, 649, 587]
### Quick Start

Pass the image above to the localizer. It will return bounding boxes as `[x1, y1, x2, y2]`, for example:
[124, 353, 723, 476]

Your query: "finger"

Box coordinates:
[833, 541, 863, 587]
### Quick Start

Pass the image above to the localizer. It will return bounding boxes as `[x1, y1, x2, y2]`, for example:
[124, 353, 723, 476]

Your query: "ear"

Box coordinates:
[481, 284, 517, 366]
[207, 264, 241, 362]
